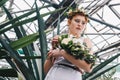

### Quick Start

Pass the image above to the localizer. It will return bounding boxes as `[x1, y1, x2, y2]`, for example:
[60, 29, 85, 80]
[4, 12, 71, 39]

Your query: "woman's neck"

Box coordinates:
[68, 32, 81, 38]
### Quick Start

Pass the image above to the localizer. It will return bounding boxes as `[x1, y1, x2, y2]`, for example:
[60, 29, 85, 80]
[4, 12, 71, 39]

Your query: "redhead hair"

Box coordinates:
[67, 8, 89, 22]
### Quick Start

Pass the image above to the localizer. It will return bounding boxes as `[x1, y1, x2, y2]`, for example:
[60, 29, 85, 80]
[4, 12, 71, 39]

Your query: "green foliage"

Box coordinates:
[82, 53, 120, 80]
[0, 0, 8, 7]
[88, 64, 120, 80]
[0, 7, 65, 34]
[96, 68, 119, 80]
[83, 53, 120, 80]
[0, 0, 119, 80]
[10, 33, 39, 50]
[0, 1, 65, 80]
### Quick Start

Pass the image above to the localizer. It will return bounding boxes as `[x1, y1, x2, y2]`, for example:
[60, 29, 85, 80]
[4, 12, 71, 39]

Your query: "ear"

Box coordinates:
[67, 19, 71, 25]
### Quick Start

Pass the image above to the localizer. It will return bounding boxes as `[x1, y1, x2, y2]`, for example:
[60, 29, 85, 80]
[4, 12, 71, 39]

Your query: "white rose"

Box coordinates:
[73, 38, 82, 44]
[61, 38, 72, 45]
[67, 9, 72, 15]
[59, 36, 62, 41]
[72, 38, 78, 44]
[81, 44, 85, 50]
[74, 47, 80, 51]
[69, 34, 74, 39]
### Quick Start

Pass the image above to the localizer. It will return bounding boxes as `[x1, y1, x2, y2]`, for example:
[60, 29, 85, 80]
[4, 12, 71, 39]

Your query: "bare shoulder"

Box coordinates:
[84, 38, 92, 47]
[84, 38, 93, 54]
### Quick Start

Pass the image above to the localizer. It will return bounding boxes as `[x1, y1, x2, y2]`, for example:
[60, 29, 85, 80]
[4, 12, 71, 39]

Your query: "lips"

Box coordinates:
[76, 27, 81, 30]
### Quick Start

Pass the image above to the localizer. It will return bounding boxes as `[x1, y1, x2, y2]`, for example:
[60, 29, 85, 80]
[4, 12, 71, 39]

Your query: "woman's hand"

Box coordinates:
[46, 49, 54, 60]
[52, 48, 62, 58]
[51, 35, 62, 58]
[60, 49, 92, 72]
[47, 48, 62, 61]
[52, 35, 59, 49]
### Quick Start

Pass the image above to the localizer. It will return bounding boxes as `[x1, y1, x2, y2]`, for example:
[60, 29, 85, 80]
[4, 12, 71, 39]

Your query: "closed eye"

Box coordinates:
[82, 22, 86, 25]
[74, 19, 86, 25]
[74, 19, 80, 23]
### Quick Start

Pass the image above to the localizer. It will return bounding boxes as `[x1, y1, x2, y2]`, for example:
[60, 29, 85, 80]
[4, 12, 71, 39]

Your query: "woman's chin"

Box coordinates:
[75, 31, 82, 35]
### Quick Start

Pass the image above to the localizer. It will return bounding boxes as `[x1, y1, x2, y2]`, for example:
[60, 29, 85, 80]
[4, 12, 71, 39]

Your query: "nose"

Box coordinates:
[78, 21, 82, 27]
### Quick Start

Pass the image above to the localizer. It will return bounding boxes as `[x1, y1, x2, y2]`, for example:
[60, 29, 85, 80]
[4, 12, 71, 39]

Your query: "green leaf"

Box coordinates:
[10, 28, 53, 50]
[0, 0, 8, 7]
[57, 14, 60, 35]
[0, 68, 17, 77]
[35, 2, 47, 79]
[0, 7, 65, 34]
[0, 38, 36, 80]
[0, 4, 52, 29]
[0, 49, 7, 57]
[0, 49, 19, 72]
[2, 6, 24, 39]
[83, 53, 120, 80]
[10, 33, 39, 50]
[2, 6, 13, 19]
[89, 64, 120, 80]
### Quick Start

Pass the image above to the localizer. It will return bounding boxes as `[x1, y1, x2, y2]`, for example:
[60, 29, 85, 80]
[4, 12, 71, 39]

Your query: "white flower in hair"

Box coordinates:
[66, 7, 88, 16]
[66, 9, 73, 15]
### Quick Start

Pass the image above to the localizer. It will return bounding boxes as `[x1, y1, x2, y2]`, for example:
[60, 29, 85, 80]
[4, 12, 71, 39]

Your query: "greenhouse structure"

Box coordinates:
[0, 0, 120, 80]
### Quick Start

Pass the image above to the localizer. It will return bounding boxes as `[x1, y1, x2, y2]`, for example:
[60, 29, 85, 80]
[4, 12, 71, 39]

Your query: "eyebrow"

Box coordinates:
[74, 18, 86, 22]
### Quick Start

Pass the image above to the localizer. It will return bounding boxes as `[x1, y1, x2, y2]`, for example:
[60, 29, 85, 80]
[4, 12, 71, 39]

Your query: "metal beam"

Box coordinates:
[85, 33, 120, 35]
[40, 0, 59, 8]
[109, 6, 120, 19]
[88, 16, 120, 30]
[99, 48, 120, 58]
[95, 40, 120, 55]
[45, 0, 77, 29]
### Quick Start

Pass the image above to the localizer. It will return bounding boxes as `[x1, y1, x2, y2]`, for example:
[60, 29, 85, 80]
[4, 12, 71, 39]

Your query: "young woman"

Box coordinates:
[44, 8, 93, 80]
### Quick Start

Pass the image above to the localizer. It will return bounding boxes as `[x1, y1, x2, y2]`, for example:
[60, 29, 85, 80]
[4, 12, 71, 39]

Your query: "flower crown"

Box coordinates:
[66, 7, 89, 22]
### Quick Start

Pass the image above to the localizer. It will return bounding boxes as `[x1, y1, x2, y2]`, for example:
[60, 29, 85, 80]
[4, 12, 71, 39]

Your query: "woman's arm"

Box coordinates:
[84, 38, 93, 54]
[60, 50, 92, 72]
[44, 50, 54, 74]
[44, 35, 60, 74]
[60, 38, 93, 72]
[44, 59, 53, 74]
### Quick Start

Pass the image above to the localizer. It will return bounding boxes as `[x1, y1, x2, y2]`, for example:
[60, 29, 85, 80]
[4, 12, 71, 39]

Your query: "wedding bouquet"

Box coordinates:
[55, 34, 96, 65]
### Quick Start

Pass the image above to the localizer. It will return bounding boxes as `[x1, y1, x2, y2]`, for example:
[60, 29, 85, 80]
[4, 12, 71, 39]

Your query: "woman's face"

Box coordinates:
[68, 15, 87, 37]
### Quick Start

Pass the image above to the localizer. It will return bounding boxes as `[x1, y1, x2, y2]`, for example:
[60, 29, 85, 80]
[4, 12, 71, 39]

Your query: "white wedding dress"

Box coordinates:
[44, 57, 82, 80]
[44, 35, 84, 80]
